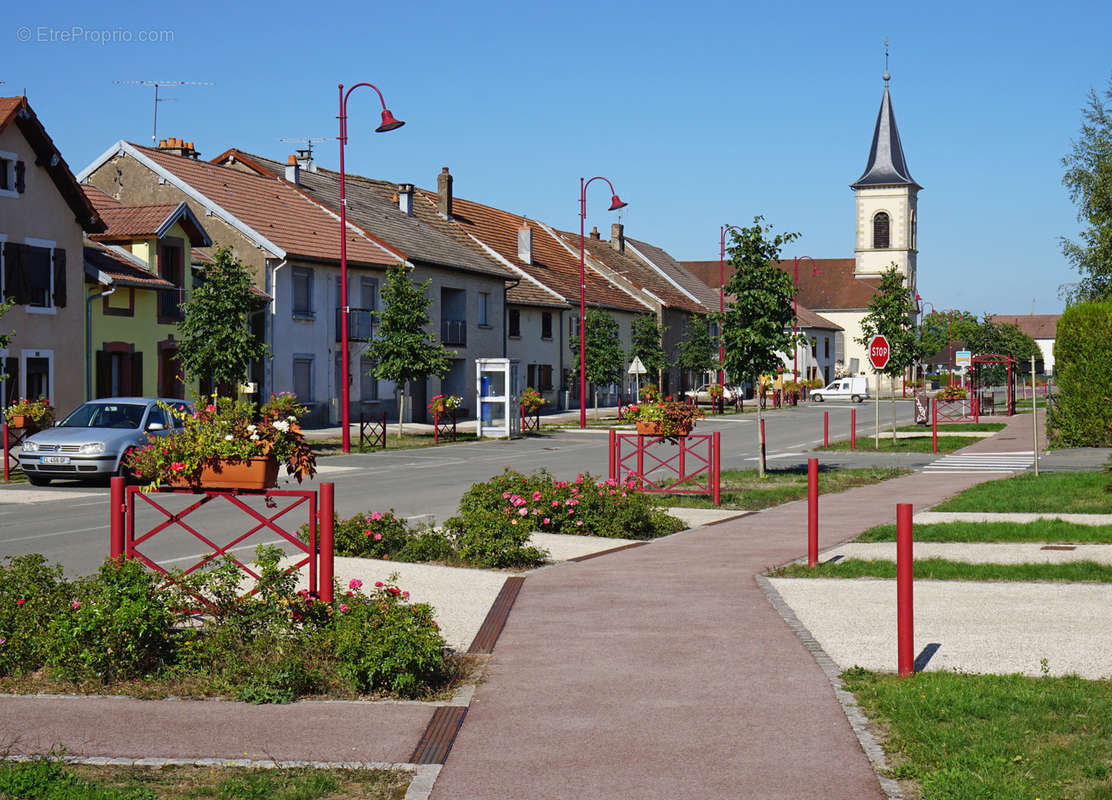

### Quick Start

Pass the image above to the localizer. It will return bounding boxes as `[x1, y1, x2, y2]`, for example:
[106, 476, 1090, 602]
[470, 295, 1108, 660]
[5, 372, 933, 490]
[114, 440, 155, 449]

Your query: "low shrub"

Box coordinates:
[299, 510, 456, 562]
[442, 508, 546, 569]
[0, 555, 70, 677]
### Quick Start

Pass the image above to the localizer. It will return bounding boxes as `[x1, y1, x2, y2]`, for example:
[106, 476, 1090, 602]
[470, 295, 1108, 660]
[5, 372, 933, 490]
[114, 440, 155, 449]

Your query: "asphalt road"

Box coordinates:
[0, 401, 921, 577]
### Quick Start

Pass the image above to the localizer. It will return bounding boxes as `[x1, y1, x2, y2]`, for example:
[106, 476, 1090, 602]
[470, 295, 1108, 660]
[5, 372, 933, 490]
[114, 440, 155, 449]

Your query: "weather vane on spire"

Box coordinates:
[884, 38, 891, 84]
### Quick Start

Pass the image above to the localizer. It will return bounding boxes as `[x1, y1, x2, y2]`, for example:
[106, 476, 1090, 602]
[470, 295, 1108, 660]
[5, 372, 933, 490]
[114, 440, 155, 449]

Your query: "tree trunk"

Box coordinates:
[397, 382, 406, 439]
[755, 374, 765, 478]
[593, 383, 599, 420]
[891, 392, 898, 444]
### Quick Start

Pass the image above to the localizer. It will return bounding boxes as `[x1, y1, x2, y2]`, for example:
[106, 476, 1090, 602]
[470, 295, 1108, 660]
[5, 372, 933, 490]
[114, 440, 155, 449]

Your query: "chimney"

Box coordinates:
[294, 148, 315, 172]
[589, 226, 601, 240]
[517, 219, 533, 264]
[437, 167, 453, 219]
[157, 137, 200, 159]
[397, 183, 414, 216]
[285, 155, 300, 186]
[611, 222, 625, 254]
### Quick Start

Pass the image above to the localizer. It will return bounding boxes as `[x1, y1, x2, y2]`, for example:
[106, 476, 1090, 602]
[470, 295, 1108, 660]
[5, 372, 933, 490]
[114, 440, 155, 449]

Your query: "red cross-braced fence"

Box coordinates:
[520, 405, 541, 434]
[608, 430, 720, 505]
[934, 398, 979, 423]
[108, 478, 336, 609]
[360, 411, 387, 449]
[434, 410, 457, 444]
[2, 423, 28, 481]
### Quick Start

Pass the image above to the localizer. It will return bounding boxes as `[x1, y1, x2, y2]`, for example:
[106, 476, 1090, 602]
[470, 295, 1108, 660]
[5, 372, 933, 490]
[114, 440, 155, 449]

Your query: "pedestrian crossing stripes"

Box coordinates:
[922, 451, 1034, 474]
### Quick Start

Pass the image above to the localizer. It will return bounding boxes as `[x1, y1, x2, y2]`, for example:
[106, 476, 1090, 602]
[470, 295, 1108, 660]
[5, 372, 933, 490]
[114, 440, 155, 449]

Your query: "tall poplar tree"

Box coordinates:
[570, 308, 624, 416]
[629, 314, 666, 395]
[857, 266, 921, 441]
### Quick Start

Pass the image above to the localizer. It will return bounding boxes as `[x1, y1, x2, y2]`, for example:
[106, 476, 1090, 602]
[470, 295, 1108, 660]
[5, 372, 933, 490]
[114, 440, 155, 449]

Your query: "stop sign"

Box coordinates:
[868, 334, 891, 370]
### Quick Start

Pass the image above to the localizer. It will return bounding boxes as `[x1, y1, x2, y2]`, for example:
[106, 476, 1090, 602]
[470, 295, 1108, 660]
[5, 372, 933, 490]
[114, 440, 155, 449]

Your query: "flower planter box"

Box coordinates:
[168, 455, 279, 490]
[6, 414, 43, 432]
[635, 421, 692, 437]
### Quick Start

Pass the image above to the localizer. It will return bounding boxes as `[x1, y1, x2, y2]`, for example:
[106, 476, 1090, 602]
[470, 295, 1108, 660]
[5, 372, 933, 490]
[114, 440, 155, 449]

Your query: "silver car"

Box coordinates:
[18, 397, 192, 486]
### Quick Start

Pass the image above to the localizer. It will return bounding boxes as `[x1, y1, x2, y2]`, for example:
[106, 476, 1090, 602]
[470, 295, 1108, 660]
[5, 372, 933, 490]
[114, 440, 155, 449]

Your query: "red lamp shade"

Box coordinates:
[375, 109, 405, 132]
[608, 194, 627, 211]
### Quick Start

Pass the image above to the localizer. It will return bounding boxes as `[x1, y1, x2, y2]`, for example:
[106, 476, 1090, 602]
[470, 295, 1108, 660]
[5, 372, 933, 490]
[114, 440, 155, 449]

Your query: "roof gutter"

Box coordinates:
[86, 280, 117, 401]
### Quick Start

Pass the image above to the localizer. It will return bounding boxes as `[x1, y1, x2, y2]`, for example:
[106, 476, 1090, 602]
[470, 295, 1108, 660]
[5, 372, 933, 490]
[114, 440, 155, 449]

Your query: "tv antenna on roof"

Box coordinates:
[113, 80, 215, 145]
[278, 136, 330, 163]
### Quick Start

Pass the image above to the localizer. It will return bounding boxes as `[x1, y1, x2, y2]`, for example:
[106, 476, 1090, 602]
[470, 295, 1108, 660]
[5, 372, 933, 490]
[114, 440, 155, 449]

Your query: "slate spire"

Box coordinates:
[850, 74, 920, 190]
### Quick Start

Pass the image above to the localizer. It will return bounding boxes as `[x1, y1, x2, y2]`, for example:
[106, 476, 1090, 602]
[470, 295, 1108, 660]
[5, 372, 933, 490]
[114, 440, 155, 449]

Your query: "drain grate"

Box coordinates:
[1041, 544, 1077, 551]
[468, 576, 524, 654]
[410, 706, 468, 764]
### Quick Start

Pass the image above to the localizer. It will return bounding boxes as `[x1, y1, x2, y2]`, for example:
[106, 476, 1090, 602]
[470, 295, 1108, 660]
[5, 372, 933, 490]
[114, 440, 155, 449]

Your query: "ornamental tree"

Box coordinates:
[629, 314, 666, 391]
[570, 308, 624, 416]
[366, 264, 453, 437]
[719, 216, 800, 476]
[176, 247, 268, 394]
[857, 266, 921, 442]
[675, 314, 716, 391]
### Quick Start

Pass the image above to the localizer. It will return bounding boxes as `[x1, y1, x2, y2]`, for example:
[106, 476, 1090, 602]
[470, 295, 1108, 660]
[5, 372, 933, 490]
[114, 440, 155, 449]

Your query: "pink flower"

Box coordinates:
[568, 508, 574, 515]
[339, 604, 349, 613]
[502, 492, 511, 499]
[349, 579, 363, 590]
[402, 591, 409, 600]
[170, 462, 185, 472]
[365, 529, 373, 537]
[518, 507, 528, 516]
[374, 581, 384, 588]
[543, 518, 550, 525]
[552, 500, 559, 507]
[576, 520, 583, 526]
[71, 601, 81, 610]
[532, 491, 543, 501]
[205, 404, 215, 412]
[373, 533, 382, 540]
[370, 511, 383, 521]
[15, 598, 24, 606]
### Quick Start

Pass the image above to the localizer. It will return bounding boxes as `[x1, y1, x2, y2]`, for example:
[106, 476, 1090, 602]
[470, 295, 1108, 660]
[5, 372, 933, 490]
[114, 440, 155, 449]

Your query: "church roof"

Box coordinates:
[850, 81, 921, 190]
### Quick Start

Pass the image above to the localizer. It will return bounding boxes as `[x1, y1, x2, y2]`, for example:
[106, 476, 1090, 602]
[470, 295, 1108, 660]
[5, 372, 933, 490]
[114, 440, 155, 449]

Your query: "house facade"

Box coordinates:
[0, 97, 106, 415]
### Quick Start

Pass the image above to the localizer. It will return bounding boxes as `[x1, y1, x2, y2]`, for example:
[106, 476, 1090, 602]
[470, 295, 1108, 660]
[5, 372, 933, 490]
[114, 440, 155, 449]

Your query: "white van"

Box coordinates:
[811, 376, 869, 403]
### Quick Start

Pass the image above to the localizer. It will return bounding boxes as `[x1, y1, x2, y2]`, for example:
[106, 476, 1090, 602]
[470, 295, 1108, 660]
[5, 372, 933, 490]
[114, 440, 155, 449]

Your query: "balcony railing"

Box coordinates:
[441, 319, 467, 347]
[335, 308, 373, 342]
[158, 288, 185, 321]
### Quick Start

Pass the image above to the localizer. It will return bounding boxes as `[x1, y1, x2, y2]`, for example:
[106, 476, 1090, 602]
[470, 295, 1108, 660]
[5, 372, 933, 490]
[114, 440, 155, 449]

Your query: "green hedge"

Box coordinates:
[1050, 300, 1112, 447]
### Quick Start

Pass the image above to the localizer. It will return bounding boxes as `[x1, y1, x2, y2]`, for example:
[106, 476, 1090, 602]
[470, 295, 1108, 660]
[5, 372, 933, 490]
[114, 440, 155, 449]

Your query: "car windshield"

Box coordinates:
[59, 402, 146, 429]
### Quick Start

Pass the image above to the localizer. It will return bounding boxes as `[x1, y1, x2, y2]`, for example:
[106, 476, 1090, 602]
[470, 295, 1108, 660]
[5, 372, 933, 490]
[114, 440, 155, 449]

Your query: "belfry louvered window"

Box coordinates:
[873, 212, 890, 249]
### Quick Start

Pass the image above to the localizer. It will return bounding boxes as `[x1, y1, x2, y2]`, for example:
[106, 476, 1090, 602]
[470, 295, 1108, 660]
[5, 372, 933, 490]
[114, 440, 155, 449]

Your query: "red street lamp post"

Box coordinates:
[578, 177, 627, 429]
[337, 82, 404, 453]
[792, 256, 818, 383]
[718, 224, 744, 386]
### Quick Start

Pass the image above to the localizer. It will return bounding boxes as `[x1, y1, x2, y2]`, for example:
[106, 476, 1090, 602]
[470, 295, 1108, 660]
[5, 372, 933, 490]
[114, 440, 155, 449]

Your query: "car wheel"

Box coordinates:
[116, 449, 136, 484]
[814, 394, 823, 402]
[852, 395, 861, 403]
[27, 474, 51, 487]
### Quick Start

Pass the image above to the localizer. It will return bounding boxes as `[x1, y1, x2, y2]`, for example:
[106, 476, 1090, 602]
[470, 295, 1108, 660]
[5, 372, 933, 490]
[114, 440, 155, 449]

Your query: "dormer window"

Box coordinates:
[873, 212, 890, 249]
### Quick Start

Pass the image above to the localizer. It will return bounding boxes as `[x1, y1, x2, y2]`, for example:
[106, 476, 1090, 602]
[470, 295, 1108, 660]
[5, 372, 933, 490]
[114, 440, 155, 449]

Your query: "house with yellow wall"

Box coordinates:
[82, 185, 210, 399]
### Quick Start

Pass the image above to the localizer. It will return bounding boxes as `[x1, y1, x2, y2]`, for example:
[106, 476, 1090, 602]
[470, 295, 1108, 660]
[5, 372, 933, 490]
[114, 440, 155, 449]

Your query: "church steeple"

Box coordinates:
[851, 75, 920, 190]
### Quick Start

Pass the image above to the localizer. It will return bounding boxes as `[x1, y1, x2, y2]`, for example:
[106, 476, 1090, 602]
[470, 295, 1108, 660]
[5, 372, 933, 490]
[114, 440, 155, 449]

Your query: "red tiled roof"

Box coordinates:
[84, 241, 175, 289]
[682, 257, 879, 311]
[89, 204, 182, 241]
[989, 314, 1060, 340]
[416, 190, 642, 312]
[133, 144, 398, 267]
[81, 184, 122, 212]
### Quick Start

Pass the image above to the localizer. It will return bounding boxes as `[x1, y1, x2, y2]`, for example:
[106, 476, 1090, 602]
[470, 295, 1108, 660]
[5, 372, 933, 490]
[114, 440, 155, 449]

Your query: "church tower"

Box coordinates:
[851, 70, 921, 293]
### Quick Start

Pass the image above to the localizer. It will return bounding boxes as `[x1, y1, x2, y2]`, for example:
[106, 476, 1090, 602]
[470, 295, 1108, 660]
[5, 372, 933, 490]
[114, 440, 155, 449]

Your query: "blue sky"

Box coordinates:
[6, 0, 1110, 315]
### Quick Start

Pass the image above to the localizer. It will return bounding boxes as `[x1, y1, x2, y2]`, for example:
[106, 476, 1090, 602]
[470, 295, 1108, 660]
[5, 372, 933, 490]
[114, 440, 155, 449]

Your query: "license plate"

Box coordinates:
[42, 456, 70, 465]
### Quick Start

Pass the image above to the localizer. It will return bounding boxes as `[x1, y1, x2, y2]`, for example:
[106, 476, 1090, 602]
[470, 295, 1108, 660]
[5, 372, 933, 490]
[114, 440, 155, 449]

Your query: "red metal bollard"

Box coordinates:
[897, 502, 914, 677]
[319, 482, 335, 604]
[850, 409, 856, 450]
[712, 432, 721, 506]
[109, 476, 125, 560]
[608, 429, 616, 482]
[931, 398, 938, 454]
[636, 435, 645, 487]
[2, 423, 8, 482]
[807, 458, 819, 567]
[434, 409, 439, 444]
[823, 412, 828, 447]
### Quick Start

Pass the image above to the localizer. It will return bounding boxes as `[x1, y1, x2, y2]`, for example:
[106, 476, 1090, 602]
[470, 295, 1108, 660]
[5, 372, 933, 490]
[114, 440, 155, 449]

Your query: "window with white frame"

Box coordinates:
[0, 151, 21, 199]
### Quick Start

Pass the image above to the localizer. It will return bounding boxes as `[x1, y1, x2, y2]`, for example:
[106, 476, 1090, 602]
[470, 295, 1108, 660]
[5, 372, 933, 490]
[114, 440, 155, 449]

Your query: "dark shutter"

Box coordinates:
[131, 352, 143, 395]
[14, 161, 25, 194]
[3, 243, 30, 305]
[52, 248, 66, 308]
[95, 351, 109, 398]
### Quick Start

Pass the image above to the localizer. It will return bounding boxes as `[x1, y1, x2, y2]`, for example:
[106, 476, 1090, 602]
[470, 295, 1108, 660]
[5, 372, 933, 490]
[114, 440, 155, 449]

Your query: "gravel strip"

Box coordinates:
[823, 542, 1112, 564]
[769, 578, 1112, 678]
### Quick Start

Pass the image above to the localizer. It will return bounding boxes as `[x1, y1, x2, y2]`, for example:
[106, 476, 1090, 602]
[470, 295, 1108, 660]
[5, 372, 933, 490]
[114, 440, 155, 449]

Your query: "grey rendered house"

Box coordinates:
[0, 96, 107, 415]
[77, 138, 403, 424]
[212, 152, 515, 422]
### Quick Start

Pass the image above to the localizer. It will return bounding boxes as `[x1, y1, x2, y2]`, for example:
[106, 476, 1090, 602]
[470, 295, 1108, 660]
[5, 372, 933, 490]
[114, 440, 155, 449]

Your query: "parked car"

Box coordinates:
[683, 384, 739, 404]
[810, 377, 869, 403]
[18, 397, 192, 486]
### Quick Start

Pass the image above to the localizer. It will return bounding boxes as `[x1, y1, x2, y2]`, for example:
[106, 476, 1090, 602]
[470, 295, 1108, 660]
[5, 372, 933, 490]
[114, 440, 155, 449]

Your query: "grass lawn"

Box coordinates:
[895, 422, 1005, 432]
[658, 466, 909, 511]
[934, 470, 1112, 514]
[855, 520, 1112, 543]
[816, 435, 973, 454]
[842, 668, 1112, 800]
[0, 759, 411, 799]
[770, 557, 1112, 583]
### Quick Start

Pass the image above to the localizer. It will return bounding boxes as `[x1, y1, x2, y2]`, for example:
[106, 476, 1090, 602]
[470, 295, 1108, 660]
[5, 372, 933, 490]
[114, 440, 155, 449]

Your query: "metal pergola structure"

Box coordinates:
[970, 353, 1017, 416]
